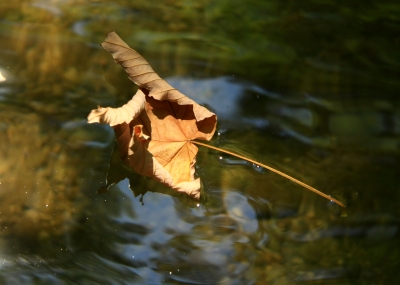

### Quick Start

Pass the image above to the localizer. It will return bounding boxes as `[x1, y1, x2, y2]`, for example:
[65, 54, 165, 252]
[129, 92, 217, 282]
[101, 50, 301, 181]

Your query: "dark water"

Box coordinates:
[0, 0, 399, 284]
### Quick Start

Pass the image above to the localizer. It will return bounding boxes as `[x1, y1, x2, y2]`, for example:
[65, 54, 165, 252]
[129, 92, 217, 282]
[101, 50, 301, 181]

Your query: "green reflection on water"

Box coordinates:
[0, 0, 399, 284]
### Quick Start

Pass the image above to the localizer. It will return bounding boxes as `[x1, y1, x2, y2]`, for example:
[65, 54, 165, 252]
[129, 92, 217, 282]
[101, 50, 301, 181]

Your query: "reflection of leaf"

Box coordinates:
[97, 142, 128, 194]
[107, 144, 128, 185]
[88, 32, 217, 199]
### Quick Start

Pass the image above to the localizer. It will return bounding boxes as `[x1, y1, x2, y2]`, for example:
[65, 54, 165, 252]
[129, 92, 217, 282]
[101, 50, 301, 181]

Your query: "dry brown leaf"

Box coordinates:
[87, 32, 345, 207]
[88, 32, 217, 199]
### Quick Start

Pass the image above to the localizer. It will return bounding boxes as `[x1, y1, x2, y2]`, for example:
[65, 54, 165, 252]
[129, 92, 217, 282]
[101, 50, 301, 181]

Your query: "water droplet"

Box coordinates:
[196, 203, 200, 207]
[169, 272, 172, 275]
[132, 256, 134, 258]
[46, 205, 48, 207]
[252, 163, 265, 173]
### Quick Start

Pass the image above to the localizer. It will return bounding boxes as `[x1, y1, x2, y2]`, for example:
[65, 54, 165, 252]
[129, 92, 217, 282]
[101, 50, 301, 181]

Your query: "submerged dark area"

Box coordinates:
[0, 0, 399, 284]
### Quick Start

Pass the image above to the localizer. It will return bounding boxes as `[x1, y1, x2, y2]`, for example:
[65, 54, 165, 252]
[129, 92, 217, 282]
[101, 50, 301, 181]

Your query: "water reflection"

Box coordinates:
[0, 71, 6, 83]
[118, 183, 260, 284]
[0, 0, 399, 284]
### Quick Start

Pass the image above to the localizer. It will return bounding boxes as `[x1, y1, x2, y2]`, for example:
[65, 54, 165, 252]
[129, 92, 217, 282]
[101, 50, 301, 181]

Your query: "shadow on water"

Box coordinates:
[0, 0, 399, 284]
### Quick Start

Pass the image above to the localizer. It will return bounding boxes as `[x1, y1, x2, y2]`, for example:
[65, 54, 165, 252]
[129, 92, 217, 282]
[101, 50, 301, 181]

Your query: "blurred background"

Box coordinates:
[0, 0, 399, 284]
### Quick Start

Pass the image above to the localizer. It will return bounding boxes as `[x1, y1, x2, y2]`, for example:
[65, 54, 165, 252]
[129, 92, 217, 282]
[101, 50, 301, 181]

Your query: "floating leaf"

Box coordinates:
[88, 32, 345, 207]
[88, 32, 216, 199]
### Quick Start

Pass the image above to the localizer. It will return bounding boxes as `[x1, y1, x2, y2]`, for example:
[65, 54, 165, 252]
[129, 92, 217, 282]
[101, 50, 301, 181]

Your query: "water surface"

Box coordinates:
[0, 0, 399, 284]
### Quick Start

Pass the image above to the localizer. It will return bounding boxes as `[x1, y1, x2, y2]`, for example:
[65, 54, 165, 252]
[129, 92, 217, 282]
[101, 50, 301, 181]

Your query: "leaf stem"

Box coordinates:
[192, 140, 345, 208]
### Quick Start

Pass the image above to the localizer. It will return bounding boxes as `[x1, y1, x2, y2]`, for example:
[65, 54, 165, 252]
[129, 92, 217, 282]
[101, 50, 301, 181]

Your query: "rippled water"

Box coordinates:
[0, 0, 399, 284]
